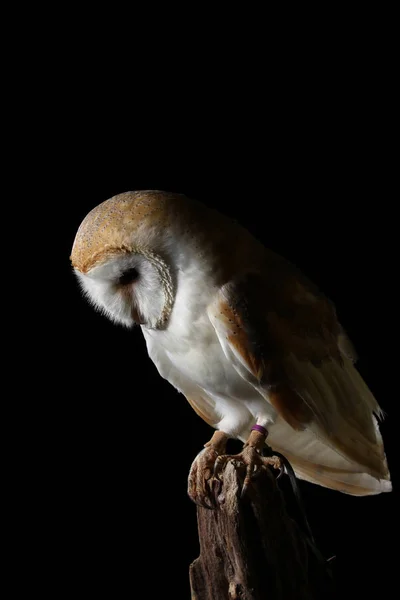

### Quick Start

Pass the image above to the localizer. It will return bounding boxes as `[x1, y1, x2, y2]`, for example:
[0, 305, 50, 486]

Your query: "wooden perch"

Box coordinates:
[189, 462, 335, 600]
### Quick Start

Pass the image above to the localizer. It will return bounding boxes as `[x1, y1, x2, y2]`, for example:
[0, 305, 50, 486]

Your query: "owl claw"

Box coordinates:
[213, 454, 230, 479]
[188, 447, 220, 509]
[188, 430, 282, 506]
[214, 442, 282, 499]
[240, 481, 250, 499]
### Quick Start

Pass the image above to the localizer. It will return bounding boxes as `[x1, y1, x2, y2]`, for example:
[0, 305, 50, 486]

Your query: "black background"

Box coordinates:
[15, 25, 398, 598]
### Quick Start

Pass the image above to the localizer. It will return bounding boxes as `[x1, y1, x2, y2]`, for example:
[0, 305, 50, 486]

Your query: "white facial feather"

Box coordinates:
[75, 252, 166, 329]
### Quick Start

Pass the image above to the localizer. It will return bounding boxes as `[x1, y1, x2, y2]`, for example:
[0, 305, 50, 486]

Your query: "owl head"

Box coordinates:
[70, 190, 185, 329]
[71, 190, 257, 331]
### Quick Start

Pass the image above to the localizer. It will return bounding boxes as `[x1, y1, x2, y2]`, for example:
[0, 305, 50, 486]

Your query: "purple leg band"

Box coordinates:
[251, 424, 268, 436]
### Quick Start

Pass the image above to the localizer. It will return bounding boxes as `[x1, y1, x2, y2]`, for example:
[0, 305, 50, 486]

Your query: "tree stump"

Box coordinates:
[189, 462, 334, 600]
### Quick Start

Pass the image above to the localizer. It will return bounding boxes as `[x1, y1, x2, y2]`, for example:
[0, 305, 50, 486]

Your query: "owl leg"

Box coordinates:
[187, 430, 229, 509]
[214, 426, 282, 498]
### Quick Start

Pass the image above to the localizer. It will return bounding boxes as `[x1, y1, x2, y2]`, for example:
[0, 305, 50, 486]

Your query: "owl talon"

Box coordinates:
[216, 449, 282, 497]
[188, 447, 220, 509]
[188, 430, 282, 505]
[212, 430, 283, 498]
[213, 454, 230, 479]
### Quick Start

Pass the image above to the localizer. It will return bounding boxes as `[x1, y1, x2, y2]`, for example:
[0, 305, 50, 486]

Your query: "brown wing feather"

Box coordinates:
[212, 267, 340, 430]
[218, 294, 313, 429]
[208, 265, 388, 480]
[186, 394, 217, 427]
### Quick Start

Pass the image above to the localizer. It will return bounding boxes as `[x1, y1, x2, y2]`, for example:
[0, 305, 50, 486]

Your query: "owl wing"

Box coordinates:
[207, 266, 390, 486]
[185, 393, 218, 427]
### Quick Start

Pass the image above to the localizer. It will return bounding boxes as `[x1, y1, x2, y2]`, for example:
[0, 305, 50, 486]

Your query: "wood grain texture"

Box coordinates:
[189, 463, 335, 600]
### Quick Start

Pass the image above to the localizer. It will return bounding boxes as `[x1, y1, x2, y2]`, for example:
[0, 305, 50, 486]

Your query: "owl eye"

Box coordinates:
[118, 268, 139, 285]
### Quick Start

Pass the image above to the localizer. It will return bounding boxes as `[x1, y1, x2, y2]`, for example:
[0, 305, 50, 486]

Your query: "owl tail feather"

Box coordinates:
[267, 417, 391, 496]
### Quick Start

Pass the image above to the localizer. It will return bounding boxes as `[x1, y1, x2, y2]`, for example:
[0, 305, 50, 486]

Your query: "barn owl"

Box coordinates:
[71, 190, 391, 506]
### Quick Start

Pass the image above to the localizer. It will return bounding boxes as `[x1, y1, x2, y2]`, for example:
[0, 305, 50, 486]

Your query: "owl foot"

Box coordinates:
[187, 431, 228, 509]
[214, 429, 282, 498]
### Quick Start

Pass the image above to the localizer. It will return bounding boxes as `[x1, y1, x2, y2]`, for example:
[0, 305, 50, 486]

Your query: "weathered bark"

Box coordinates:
[189, 463, 334, 600]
